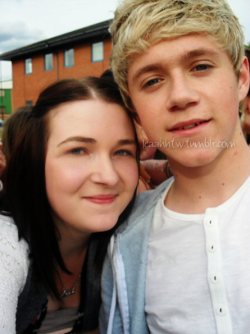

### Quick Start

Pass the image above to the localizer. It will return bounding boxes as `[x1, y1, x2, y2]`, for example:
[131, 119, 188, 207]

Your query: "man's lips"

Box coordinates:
[169, 119, 210, 132]
[83, 194, 118, 204]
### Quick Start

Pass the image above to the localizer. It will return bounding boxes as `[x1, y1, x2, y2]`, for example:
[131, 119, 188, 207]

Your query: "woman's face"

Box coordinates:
[45, 99, 138, 239]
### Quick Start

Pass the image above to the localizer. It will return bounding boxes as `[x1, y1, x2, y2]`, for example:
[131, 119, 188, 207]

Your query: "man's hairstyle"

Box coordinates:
[109, 0, 245, 109]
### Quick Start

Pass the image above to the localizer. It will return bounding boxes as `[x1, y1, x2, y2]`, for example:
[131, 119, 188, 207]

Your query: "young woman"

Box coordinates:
[0, 77, 139, 333]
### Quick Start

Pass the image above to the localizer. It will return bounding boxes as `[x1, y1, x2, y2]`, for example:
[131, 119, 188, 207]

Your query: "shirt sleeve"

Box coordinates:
[0, 216, 29, 333]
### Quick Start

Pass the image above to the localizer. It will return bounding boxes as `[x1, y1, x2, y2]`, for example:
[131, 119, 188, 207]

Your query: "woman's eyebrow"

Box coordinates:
[57, 136, 96, 147]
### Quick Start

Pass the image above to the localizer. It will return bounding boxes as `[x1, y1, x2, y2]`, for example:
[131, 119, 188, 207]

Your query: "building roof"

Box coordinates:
[0, 20, 111, 61]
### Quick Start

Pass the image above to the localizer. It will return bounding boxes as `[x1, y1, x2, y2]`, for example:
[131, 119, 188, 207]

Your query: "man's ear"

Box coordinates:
[238, 56, 250, 102]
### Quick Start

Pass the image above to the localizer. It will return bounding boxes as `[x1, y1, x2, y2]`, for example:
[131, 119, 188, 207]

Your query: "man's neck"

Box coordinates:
[165, 141, 250, 214]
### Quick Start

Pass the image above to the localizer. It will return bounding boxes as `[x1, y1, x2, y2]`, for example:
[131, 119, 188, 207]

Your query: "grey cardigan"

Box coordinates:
[100, 179, 171, 334]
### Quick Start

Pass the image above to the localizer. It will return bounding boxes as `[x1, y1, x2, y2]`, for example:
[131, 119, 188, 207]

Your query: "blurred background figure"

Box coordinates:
[0, 142, 6, 179]
[0, 106, 31, 193]
[135, 123, 170, 192]
[0, 142, 5, 191]
[2, 106, 31, 164]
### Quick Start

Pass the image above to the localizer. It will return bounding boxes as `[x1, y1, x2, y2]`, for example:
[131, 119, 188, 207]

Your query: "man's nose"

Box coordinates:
[167, 73, 199, 112]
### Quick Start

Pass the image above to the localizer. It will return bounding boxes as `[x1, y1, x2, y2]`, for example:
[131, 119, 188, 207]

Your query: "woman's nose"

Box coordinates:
[90, 156, 120, 186]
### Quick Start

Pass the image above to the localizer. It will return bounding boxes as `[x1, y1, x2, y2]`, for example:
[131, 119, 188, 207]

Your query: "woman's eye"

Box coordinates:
[115, 149, 135, 157]
[69, 147, 86, 155]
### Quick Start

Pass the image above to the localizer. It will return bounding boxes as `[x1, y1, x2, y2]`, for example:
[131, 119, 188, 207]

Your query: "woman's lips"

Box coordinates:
[83, 195, 118, 204]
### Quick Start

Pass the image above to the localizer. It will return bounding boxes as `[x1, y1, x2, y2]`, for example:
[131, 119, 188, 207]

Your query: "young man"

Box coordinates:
[100, 1, 250, 333]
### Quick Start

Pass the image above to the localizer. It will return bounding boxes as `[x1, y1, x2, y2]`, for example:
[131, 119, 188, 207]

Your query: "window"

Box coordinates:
[25, 58, 32, 74]
[64, 48, 74, 67]
[92, 42, 104, 62]
[44, 53, 53, 71]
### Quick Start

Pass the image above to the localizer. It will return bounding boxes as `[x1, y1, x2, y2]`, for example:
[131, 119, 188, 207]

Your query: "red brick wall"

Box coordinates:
[12, 38, 112, 111]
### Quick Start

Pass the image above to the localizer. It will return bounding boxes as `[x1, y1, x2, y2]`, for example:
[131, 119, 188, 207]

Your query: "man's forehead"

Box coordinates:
[127, 35, 223, 80]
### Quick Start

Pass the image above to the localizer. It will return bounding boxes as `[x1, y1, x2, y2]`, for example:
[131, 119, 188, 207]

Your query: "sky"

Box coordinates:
[0, 0, 249, 81]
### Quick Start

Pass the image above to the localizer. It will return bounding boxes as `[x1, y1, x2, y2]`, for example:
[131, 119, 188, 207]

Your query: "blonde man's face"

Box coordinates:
[127, 33, 249, 169]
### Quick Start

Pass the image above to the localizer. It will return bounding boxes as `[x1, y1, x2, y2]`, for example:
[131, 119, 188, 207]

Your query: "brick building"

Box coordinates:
[0, 20, 112, 111]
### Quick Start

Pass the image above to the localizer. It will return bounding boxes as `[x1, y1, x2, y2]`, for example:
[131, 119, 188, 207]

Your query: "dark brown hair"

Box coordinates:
[1, 77, 139, 330]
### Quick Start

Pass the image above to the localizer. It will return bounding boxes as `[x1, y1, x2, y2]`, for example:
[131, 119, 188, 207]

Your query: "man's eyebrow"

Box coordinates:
[57, 136, 95, 147]
[131, 64, 164, 83]
[182, 48, 220, 61]
[131, 47, 220, 83]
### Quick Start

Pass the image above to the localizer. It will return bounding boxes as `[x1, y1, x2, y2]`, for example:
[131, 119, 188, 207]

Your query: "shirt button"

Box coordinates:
[211, 275, 218, 284]
[217, 306, 226, 316]
[206, 219, 213, 226]
[208, 244, 215, 252]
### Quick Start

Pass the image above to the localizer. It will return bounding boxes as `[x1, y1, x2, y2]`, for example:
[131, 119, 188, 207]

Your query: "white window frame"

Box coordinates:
[25, 58, 32, 74]
[44, 53, 53, 71]
[92, 42, 104, 62]
[64, 48, 74, 67]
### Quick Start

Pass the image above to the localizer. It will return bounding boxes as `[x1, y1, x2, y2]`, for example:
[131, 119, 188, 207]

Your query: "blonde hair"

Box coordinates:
[110, 0, 245, 109]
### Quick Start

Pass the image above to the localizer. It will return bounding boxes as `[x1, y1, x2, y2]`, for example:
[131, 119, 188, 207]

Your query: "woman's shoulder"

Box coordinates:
[0, 213, 30, 266]
[0, 213, 30, 290]
[0, 213, 24, 241]
[0, 213, 16, 229]
[0, 214, 30, 332]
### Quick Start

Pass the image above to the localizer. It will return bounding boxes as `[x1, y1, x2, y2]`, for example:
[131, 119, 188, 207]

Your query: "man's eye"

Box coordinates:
[143, 78, 161, 88]
[193, 63, 212, 72]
